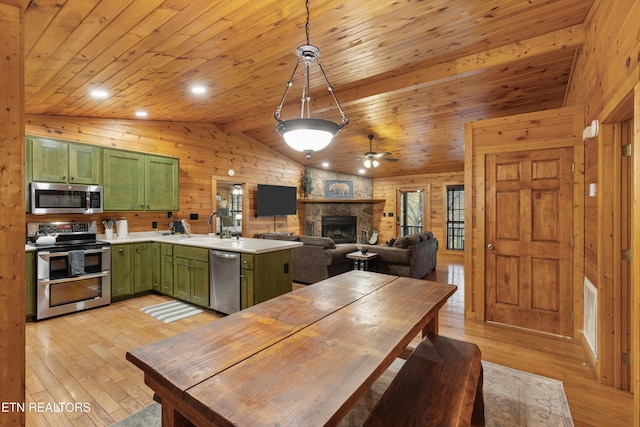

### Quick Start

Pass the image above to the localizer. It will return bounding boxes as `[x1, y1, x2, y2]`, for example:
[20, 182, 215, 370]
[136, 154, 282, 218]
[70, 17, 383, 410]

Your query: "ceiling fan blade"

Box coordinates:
[375, 151, 392, 158]
[382, 157, 400, 162]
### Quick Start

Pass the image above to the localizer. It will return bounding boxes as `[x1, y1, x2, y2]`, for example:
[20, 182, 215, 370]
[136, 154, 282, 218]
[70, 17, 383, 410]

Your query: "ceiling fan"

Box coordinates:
[362, 134, 399, 168]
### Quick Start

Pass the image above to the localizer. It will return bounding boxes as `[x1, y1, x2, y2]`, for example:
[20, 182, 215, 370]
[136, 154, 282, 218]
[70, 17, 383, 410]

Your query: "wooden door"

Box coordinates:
[485, 147, 573, 336]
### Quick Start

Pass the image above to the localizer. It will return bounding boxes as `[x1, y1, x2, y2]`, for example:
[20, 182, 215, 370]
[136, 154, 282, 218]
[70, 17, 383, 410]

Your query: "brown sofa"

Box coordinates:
[263, 233, 357, 284]
[359, 231, 438, 279]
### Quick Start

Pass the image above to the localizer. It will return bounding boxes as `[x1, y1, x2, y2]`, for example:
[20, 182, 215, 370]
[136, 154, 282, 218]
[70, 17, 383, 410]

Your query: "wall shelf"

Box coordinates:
[299, 199, 386, 204]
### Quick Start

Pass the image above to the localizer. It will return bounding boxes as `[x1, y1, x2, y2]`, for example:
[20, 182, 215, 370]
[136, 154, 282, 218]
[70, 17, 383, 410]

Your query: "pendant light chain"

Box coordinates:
[305, 0, 310, 45]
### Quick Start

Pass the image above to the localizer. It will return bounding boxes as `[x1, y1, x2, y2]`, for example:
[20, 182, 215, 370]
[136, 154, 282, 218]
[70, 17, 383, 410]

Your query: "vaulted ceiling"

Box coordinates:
[23, 0, 593, 177]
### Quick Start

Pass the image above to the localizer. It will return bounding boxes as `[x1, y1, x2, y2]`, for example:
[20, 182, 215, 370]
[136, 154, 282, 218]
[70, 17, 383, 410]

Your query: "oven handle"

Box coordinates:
[38, 247, 110, 258]
[38, 271, 110, 286]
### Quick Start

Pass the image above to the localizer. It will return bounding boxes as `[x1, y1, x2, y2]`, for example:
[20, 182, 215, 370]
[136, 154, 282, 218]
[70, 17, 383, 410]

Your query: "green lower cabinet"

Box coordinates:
[173, 257, 192, 301]
[173, 246, 209, 307]
[111, 243, 152, 299]
[133, 243, 153, 293]
[26, 252, 35, 320]
[190, 259, 209, 306]
[152, 242, 161, 291]
[111, 245, 132, 298]
[160, 244, 174, 296]
[241, 249, 292, 309]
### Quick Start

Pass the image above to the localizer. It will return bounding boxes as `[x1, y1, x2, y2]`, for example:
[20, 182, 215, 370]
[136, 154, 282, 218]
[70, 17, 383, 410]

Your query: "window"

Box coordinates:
[446, 185, 464, 250]
[229, 193, 242, 228]
[399, 190, 423, 237]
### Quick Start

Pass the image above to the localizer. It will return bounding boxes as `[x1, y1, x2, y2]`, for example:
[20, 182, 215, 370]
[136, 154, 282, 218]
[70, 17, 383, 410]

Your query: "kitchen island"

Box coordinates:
[101, 233, 303, 314]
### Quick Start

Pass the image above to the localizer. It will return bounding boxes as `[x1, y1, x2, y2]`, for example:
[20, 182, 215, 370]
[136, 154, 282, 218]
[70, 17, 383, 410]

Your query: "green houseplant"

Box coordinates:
[301, 168, 313, 198]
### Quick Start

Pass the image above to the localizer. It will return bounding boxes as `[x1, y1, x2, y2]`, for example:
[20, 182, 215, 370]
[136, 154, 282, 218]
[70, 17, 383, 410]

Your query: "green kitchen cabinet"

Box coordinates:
[26, 252, 35, 320]
[241, 250, 292, 309]
[160, 243, 174, 296]
[111, 242, 153, 298]
[103, 150, 145, 210]
[111, 244, 132, 298]
[173, 245, 209, 307]
[145, 155, 179, 211]
[152, 242, 161, 291]
[132, 243, 153, 293]
[103, 149, 179, 211]
[28, 136, 101, 184]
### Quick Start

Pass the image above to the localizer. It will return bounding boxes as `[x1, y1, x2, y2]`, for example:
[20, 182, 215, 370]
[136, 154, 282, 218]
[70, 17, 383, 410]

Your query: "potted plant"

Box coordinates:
[301, 168, 313, 198]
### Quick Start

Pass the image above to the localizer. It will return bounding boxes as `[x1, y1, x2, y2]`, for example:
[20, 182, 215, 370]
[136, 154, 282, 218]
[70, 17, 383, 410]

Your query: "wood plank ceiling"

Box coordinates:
[23, 0, 593, 178]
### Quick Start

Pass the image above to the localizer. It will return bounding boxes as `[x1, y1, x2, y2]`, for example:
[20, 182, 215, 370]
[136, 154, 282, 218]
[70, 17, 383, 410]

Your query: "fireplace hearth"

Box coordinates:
[322, 216, 357, 243]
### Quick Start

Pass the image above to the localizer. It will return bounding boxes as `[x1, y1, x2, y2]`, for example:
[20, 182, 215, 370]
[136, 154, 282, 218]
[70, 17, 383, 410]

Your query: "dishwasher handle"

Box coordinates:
[211, 250, 239, 259]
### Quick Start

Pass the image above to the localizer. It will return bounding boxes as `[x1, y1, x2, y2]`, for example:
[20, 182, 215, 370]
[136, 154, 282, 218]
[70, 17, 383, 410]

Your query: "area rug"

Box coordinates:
[113, 360, 573, 426]
[140, 300, 204, 323]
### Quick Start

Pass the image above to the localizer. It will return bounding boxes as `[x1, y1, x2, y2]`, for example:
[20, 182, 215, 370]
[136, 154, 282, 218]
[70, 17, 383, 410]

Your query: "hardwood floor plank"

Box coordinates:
[24, 262, 632, 427]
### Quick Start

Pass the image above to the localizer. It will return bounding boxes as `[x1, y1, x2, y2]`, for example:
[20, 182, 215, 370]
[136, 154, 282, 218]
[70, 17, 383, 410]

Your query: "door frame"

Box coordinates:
[463, 106, 585, 338]
[598, 95, 634, 389]
[395, 185, 431, 237]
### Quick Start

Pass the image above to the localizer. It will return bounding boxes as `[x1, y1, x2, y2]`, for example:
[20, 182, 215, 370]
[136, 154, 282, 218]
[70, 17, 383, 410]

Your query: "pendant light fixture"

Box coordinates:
[274, 0, 348, 159]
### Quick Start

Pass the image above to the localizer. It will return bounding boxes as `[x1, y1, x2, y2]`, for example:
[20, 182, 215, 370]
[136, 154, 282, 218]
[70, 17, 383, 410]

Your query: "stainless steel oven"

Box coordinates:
[27, 222, 111, 320]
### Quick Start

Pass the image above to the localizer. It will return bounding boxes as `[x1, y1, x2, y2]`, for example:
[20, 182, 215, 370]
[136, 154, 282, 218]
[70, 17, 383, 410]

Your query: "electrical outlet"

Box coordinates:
[152, 221, 158, 229]
[167, 211, 172, 218]
[388, 212, 394, 217]
[190, 213, 198, 220]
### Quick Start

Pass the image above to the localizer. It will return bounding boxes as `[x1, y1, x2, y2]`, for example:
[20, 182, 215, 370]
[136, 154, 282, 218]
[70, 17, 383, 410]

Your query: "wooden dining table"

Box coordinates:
[126, 270, 457, 427]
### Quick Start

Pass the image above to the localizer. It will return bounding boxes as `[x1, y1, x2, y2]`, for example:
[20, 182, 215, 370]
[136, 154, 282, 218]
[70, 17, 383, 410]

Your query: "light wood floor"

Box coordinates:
[24, 254, 633, 426]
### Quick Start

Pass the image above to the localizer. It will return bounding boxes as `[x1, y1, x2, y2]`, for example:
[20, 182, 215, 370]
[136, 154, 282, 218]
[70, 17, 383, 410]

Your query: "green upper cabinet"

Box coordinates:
[145, 155, 179, 211]
[103, 149, 179, 211]
[29, 136, 101, 184]
[103, 150, 145, 210]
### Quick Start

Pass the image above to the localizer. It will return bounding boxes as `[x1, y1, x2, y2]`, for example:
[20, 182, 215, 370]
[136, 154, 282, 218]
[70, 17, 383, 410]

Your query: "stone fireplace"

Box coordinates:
[322, 216, 357, 243]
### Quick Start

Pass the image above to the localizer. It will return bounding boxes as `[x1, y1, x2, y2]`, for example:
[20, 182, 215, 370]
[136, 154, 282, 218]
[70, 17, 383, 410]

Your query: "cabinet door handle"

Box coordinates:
[118, 249, 124, 253]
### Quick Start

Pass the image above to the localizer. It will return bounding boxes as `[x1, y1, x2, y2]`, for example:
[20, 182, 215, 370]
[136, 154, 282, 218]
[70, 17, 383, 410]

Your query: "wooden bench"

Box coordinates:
[364, 335, 485, 427]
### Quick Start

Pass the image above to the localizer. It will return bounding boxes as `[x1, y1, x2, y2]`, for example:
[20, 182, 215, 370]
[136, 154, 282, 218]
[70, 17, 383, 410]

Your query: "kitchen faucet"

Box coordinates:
[207, 212, 223, 237]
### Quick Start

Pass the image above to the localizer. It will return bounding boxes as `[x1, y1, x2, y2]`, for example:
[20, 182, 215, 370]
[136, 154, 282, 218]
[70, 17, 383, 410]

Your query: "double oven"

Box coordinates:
[27, 222, 111, 320]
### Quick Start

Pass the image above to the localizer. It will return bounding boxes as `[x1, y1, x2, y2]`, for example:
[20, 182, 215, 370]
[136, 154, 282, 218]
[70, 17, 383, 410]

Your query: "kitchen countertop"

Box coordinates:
[26, 232, 303, 254]
[99, 232, 303, 254]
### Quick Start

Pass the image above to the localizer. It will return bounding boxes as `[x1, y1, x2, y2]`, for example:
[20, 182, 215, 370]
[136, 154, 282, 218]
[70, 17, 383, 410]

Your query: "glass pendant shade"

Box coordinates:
[364, 158, 379, 168]
[276, 118, 341, 152]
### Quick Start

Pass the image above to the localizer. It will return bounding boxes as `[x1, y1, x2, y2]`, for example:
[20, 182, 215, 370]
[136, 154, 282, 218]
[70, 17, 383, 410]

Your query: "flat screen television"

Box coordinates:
[256, 184, 297, 217]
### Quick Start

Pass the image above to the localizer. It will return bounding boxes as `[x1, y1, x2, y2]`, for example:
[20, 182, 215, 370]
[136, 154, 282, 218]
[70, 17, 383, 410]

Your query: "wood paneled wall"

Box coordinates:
[25, 116, 304, 237]
[372, 171, 464, 258]
[565, 0, 640, 118]
[584, 136, 598, 283]
[563, 0, 640, 415]
[0, 3, 25, 426]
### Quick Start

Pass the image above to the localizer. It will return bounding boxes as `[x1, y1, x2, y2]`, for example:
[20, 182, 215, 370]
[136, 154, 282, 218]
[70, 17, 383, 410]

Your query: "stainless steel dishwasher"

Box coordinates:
[209, 250, 241, 315]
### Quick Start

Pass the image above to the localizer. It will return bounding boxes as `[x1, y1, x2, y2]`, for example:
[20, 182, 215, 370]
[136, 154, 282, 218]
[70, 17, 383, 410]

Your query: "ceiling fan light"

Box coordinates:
[364, 159, 372, 168]
[276, 118, 340, 152]
[372, 159, 380, 167]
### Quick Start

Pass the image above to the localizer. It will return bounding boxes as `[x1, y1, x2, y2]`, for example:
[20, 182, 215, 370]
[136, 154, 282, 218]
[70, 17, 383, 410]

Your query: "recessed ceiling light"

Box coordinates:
[322, 162, 329, 168]
[135, 111, 148, 118]
[191, 85, 207, 95]
[358, 168, 366, 174]
[90, 89, 109, 99]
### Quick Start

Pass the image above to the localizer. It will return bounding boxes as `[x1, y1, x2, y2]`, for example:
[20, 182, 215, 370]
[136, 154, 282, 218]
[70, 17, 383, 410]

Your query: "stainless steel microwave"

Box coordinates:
[30, 182, 103, 214]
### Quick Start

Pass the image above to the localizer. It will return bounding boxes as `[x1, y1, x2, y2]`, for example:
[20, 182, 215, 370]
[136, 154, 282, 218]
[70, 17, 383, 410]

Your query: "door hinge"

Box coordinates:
[571, 163, 575, 173]
[622, 144, 632, 157]
[622, 352, 631, 366]
[622, 249, 632, 262]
